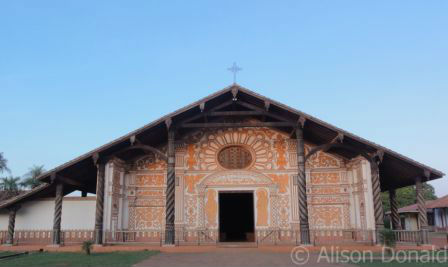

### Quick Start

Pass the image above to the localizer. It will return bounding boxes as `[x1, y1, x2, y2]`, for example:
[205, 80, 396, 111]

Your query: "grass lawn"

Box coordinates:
[0, 251, 158, 267]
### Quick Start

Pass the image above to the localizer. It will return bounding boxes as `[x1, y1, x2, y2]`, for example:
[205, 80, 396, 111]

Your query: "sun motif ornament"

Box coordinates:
[217, 145, 253, 169]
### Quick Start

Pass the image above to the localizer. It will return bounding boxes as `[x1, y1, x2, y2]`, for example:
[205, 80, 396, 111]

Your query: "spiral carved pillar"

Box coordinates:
[370, 160, 384, 243]
[164, 129, 176, 245]
[94, 163, 106, 245]
[416, 176, 428, 244]
[296, 127, 310, 244]
[5, 206, 20, 245]
[389, 189, 402, 230]
[52, 182, 64, 245]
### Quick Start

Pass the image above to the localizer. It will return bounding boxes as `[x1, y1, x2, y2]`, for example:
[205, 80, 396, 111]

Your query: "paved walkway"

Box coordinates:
[134, 249, 355, 267]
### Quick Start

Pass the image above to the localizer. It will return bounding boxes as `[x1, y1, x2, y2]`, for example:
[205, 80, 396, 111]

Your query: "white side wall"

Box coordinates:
[0, 197, 96, 230]
[362, 159, 376, 230]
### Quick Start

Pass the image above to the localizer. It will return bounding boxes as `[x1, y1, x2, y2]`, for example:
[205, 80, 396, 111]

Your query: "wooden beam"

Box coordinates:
[181, 122, 295, 128]
[56, 175, 84, 188]
[129, 144, 167, 161]
[94, 163, 105, 245]
[133, 138, 167, 161]
[107, 137, 168, 162]
[130, 135, 136, 146]
[235, 101, 291, 122]
[165, 118, 172, 130]
[296, 126, 310, 244]
[208, 111, 266, 116]
[370, 149, 385, 163]
[92, 153, 100, 165]
[199, 102, 205, 112]
[264, 101, 271, 111]
[181, 100, 234, 124]
[289, 116, 306, 138]
[305, 142, 372, 163]
[52, 182, 63, 245]
[164, 129, 176, 244]
[328, 133, 344, 148]
[289, 128, 297, 138]
[231, 87, 238, 100]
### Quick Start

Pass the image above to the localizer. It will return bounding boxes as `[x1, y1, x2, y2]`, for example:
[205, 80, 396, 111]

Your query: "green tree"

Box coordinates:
[0, 176, 21, 198]
[0, 152, 9, 174]
[382, 183, 437, 212]
[20, 165, 45, 189]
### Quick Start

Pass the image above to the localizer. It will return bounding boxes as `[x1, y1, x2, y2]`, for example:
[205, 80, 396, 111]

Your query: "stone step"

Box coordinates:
[217, 242, 258, 248]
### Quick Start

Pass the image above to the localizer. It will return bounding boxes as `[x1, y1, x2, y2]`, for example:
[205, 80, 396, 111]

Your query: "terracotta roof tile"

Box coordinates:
[398, 195, 448, 213]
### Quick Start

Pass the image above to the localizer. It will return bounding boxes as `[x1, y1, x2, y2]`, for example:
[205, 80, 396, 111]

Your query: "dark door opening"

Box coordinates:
[219, 192, 255, 242]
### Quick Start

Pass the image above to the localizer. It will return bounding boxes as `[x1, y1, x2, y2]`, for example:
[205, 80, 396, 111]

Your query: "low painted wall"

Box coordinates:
[0, 197, 96, 230]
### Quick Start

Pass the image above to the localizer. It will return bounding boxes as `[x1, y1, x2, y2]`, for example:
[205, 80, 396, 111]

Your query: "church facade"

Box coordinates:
[101, 127, 375, 243]
[0, 85, 444, 246]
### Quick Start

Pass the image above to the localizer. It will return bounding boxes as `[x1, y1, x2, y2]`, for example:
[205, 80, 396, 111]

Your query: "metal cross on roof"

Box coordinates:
[227, 62, 242, 84]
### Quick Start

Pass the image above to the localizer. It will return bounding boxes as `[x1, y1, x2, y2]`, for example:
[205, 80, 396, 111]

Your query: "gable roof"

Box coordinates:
[397, 195, 448, 213]
[0, 84, 444, 209]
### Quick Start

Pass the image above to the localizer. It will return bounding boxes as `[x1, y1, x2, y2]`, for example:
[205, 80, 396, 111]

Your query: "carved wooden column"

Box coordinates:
[296, 126, 310, 244]
[370, 159, 384, 243]
[52, 182, 64, 245]
[5, 205, 20, 245]
[164, 128, 176, 245]
[389, 189, 402, 230]
[416, 176, 428, 244]
[94, 162, 106, 245]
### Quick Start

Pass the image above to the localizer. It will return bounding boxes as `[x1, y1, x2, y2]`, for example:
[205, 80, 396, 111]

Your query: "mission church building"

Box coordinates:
[0, 85, 444, 246]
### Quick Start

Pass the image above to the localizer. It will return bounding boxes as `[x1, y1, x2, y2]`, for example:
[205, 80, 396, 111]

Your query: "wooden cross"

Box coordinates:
[227, 62, 242, 84]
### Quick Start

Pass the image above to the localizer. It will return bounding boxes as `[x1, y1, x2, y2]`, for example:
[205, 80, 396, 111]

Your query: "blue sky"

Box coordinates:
[1, 1, 447, 196]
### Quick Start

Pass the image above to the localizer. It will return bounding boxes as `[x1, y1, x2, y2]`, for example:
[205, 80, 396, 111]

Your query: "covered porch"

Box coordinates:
[0, 85, 444, 247]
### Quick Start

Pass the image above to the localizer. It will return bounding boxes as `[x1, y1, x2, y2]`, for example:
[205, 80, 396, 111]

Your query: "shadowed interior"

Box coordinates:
[219, 192, 255, 242]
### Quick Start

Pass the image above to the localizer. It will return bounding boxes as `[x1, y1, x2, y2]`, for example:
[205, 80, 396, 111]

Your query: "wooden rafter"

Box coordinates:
[122, 144, 167, 161]
[289, 117, 306, 137]
[208, 111, 266, 116]
[181, 122, 295, 128]
[181, 100, 234, 124]
[305, 142, 372, 163]
[56, 174, 84, 188]
[235, 101, 291, 122]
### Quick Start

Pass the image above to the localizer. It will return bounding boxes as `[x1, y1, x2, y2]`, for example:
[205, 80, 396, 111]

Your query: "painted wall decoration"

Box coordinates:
[278, 195, 291, 228]
[136, 175, 165, 187]
[134, 207, 164, 229]
[205, 189, 218, 227]
[274, 134, 287, 169]
[256, 189, 268, 226]
[195, 128, 277, 171]
[268, 174, 289, 193]
[311, 206, 343, 228]
[105, 127, 373, 233]
[185, 195, 198, 227]
[306, 149, 342, 169]
[136, 154, 167, 171]
[184, 175, 204, 194]
[310, 172, 341, 185]
[186, 144, 197, 170]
